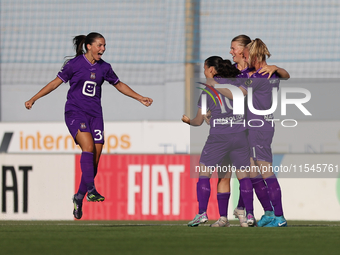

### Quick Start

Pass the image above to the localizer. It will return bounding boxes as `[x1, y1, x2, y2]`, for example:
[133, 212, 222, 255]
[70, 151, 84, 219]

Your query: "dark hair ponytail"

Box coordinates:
[205, 56, 240, 78]
[73, 35, 86, 57]
[64, 32, 105, 63]
[73, 32, 104, 57]
[216, 59, 241, 78]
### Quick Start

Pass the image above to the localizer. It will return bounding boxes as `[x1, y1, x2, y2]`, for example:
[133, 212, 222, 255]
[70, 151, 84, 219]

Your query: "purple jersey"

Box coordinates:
[198, 85, 246, 135]
[234, 63, 253, 78]
[58, 55, 119, 117]
[240, 69, 280, 131]
[214, 77, 243, 88]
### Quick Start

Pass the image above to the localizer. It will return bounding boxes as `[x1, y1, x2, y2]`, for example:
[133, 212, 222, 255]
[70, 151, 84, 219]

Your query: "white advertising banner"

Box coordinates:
[238, 176, 340, 221]
[190, 121, 340, 154]
[0, 154, 339, 220]
[0, 155, 74, 220]
[1, 121, 340, 154]
[253, 154, 340, 221]
[277, 178, 340, 221]
[273, 121, 340, 154]
[0, 122, 190, 154]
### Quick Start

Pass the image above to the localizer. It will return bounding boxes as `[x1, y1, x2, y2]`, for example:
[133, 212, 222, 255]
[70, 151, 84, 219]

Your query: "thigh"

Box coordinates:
[218, 156, 233, 179]
[249, 157, 260, 178]
[256, 160, 275, 178]
[198, 163, 212, 178]
[75, 131, 94, 152]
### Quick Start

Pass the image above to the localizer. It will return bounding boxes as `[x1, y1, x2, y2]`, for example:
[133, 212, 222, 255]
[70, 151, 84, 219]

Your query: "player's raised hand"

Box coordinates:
[139, 97, 153, 107]
[181, 114, 190, 125]
[25, 99, 35, 109]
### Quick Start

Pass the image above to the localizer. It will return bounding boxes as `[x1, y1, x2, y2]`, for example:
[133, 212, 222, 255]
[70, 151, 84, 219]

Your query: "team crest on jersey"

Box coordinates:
[245, 79, 253, 86]
[80, 123, 86, 129]
[90, 72, 96, 79]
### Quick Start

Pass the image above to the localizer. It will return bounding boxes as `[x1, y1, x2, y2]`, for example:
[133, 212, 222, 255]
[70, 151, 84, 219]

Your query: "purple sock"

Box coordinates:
[77, 176, 87, 199]
[77, 165, 98, 200]
[237, 191, 245, 210]
[251, 174, 273, 212]
[80, 152, 95, 192]
[239, 178, 254, 215]
[265, 175, 284, 216]
[217, 192, 230, 217]
[197, 176, 211, 214]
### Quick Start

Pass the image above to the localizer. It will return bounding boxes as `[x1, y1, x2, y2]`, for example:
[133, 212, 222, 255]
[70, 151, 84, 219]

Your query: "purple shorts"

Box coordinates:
[64, 111, 104, 144]
[199, 132, 250, 170]
[247, 130, 274, 163]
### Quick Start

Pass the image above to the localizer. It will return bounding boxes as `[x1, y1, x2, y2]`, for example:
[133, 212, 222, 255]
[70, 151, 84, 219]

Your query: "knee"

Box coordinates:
[81, 144, 94, 152]
[219, 178, 230, 184]
[218, 178, 230, 187]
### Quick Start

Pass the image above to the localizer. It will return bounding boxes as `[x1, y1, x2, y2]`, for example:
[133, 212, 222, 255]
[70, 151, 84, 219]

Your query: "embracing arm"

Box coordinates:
[276, 67, 290, 79]
[215, 88, 234, 99]
[25, 77, 63, 109]
[239, 86, 247, 96]
[259, 65, 290, 79]
[114, 81, 153, 107]
[204, 78, 234, 100]
[181, 108, 204, 126]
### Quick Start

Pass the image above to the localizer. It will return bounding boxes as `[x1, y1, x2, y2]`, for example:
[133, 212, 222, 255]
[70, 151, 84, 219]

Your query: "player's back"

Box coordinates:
[198, 85, 246, 135]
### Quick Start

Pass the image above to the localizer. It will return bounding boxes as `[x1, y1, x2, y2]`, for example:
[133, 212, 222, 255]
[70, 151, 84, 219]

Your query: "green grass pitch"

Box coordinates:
[1, 220, 339, 255]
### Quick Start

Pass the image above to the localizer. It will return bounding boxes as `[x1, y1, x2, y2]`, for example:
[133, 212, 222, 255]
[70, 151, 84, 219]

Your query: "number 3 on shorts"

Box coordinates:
[94, 129, 103, 141]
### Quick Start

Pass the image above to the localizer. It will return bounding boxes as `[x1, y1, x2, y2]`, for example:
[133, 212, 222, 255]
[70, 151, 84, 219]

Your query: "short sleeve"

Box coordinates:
[197, 92, 203, 108]
[197, 91, 209, 110]
[57, 61, 73, 83]
[105, 65, 120, 85]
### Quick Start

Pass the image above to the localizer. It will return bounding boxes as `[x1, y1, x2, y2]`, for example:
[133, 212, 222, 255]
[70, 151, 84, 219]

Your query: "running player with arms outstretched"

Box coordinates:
[25, 32, 153, 220]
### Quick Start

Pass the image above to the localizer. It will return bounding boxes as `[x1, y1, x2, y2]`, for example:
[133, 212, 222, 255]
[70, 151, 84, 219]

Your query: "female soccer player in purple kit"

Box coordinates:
[182, 56, 256, 227]
[223, 35, 290, 227]
[25, 32, 153, 220]
[216, 37, 288, 227]
[205, 35, 290, 227]
[238, 38, 287, 227]
[230, 35, 290, 80]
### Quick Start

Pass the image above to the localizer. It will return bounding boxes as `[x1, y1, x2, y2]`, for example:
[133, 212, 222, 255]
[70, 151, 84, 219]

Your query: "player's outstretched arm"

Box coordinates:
[114, 81, 153, 107]
[259, 65, 290, 79]
[181, 108, 204, 126]
[25, 77, 63, 110]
